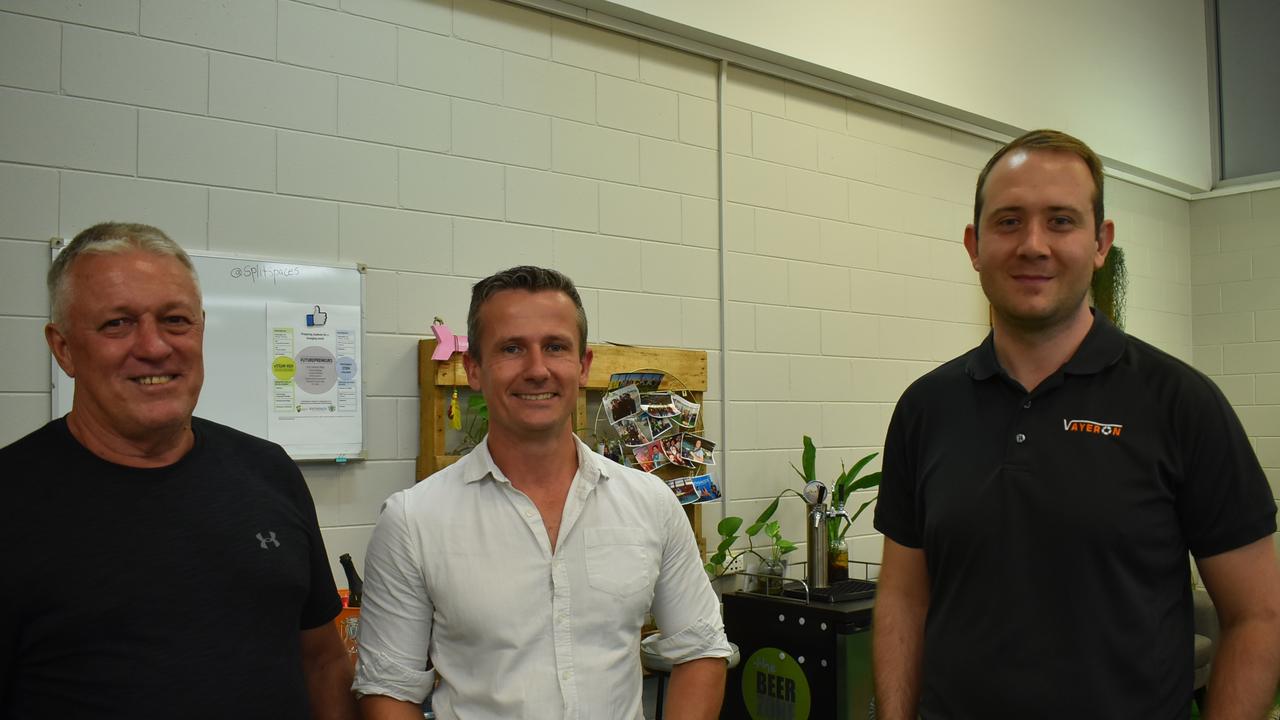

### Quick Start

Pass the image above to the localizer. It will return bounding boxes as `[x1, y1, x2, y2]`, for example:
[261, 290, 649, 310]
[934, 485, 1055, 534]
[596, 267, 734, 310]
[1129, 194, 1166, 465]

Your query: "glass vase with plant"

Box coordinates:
[704, 490, 800, 592]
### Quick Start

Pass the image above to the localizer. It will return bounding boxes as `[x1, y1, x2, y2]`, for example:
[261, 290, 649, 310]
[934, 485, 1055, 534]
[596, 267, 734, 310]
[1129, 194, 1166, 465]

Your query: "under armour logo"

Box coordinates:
[256, 531, 280, 549]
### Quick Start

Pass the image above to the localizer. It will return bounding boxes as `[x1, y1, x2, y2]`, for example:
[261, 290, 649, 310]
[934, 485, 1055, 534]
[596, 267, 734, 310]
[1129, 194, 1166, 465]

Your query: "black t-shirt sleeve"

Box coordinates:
[280, 455, 343, 630]
[1176, 374, 1278, 558]
[875, 393, 924, 549]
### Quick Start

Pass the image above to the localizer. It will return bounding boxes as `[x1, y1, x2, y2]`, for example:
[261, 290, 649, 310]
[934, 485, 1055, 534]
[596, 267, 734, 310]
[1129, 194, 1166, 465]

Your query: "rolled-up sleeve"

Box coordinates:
[353, 491, 437, 702]
[648, 494, 732, 663]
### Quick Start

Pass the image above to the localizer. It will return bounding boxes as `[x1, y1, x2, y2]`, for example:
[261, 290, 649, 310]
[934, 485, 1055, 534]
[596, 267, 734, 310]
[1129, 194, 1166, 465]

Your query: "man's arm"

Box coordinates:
[358, 695, 426, 720]
[1196, 535, 1280, 720]
[300, 623, 358, 720]
[873, 538, 930, 720]
[663, 656, 726, 720]
[645, 490, 733, 716]
[353, 492, 438, 711]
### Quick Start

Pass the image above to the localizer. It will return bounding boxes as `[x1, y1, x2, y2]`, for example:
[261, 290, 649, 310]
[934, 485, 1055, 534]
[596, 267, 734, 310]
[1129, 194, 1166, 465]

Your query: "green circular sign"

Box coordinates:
[741, 646, 811, 720]
[271, 355, 296, 381]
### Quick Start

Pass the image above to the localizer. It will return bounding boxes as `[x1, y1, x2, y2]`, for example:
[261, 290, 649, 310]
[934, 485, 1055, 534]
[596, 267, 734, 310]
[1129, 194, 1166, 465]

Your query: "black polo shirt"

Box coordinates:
[875, 312, 1276, 720]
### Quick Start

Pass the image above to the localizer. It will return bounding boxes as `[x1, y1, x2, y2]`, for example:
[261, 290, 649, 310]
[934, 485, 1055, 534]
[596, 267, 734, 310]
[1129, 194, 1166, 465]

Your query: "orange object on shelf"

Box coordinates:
[334, 606, 360, 665]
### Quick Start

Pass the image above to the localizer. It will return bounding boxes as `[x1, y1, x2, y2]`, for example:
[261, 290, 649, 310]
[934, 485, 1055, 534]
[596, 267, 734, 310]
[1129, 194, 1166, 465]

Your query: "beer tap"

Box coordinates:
[801, 480, 855, 589]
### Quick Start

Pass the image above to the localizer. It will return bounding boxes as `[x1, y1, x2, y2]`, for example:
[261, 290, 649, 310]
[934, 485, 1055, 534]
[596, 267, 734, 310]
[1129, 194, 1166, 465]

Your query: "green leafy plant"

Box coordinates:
[1091, 244, 1128, 329]
[704, 491, 801, 578]
[449, 393, 489, 455]
[790, 435, 881, 547]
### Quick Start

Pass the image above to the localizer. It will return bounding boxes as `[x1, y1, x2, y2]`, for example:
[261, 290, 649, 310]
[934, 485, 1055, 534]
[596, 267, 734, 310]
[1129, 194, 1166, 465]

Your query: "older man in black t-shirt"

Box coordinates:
[0, 223, 358, 720]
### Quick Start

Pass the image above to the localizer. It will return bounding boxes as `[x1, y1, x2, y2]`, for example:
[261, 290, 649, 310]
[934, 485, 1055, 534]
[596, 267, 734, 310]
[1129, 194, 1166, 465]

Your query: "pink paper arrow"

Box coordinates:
[431, 321, 469, 361]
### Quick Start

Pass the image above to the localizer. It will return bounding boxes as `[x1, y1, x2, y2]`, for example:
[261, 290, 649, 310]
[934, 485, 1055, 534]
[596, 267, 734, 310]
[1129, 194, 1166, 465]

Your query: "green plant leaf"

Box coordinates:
[776, 539, 798, 555]
[745, 521, 766, 537]
[764, 520, 781, 538]
[717, 516, 744, 536]
[753, 497, 780, 526]
[802, 435, 816, 482]
[716, 536, 737, 553]
[839, 497, 879, 540]
[704, 561, 717, 575]
[709, 550, 727, 566]
[832, 462, 852, 506]
[467, 394, 486, 409]
[847, 470, 881, 493]
[845, 451, 878, 483]
[789, 461, 807, 482]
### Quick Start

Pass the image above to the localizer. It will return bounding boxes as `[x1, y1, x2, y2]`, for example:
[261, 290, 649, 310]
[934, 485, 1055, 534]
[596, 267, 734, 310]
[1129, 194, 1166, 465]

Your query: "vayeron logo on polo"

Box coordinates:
[1062, 418, 1123, 436]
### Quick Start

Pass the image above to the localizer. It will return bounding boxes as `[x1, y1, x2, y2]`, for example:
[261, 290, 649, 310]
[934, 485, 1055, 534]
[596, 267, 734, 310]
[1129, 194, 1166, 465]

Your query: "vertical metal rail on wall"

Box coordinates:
[716, 59, 729, 516]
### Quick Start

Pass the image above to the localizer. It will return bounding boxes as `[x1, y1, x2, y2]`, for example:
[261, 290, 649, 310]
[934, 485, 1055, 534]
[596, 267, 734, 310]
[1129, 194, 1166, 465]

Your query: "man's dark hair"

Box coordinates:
[972, 129, 1106, 240]
[466, 265, 588, 361]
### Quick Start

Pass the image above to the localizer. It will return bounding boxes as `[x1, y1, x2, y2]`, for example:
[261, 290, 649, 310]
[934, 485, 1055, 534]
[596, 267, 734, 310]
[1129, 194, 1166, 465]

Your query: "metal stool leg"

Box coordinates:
[654, 672, 667, 720]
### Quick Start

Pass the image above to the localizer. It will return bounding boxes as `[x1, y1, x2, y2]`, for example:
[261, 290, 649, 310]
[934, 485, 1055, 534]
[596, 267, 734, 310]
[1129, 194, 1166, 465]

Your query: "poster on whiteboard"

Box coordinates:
[266, 302, 362, 449]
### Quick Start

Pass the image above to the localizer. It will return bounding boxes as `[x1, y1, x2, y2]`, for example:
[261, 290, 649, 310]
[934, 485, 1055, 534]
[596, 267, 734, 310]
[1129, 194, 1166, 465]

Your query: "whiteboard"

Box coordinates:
[51, 245, 366, 462]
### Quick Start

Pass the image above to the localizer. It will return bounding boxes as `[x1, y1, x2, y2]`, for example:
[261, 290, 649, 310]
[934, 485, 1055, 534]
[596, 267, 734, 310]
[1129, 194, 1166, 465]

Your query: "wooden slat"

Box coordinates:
[585, 345, 707, 391]
[417, 341, 440, 482]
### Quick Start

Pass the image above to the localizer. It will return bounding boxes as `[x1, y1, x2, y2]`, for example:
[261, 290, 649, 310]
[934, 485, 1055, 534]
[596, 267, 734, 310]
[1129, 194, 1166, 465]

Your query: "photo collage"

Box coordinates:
[597, 372, 720, 504]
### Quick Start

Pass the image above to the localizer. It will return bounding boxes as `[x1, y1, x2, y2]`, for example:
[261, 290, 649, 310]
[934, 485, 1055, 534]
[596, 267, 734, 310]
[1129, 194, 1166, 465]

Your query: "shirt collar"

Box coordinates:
[966, 309, 1128, 382]
[461, 434, 609, 489]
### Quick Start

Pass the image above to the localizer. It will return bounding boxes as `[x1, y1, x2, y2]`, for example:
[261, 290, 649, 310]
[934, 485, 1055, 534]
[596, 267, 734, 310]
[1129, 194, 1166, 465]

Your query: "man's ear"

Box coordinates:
[1094, 219, 1116, 269]
[462, 350, 482, 391]
[579, 347, 593, 385]
[963, 224, 981, 271]
[45, 323, 75, 378]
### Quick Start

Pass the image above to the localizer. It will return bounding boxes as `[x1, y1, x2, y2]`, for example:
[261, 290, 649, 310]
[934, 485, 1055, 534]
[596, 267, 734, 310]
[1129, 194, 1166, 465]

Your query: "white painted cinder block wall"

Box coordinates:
[0, 0, 1244, 586]
[1190, 189, 1280, 532]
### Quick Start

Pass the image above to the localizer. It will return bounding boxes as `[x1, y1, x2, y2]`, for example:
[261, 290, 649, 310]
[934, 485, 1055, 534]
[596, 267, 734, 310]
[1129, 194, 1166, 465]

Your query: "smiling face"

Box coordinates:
[964, 148, 1114, 335]
[46, 250, 205, 454]
[463, 289, 592, 447]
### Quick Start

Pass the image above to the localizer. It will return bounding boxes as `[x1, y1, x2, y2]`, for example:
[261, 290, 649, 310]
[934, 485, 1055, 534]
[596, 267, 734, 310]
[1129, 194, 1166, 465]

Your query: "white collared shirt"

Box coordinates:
[353, 436, 731, 719]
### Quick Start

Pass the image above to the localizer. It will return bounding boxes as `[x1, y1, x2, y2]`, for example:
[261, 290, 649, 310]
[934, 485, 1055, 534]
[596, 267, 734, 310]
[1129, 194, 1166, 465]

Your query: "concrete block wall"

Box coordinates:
[1190, 188, 1280, 524]
[0, 0, 1200, 584]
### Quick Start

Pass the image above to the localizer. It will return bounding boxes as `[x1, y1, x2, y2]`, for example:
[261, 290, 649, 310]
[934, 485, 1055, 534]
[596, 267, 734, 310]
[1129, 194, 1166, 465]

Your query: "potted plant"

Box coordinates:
[791, 435, 881, 582]
[1091, 244, 1128, 328]
[705, 491, 800, 595]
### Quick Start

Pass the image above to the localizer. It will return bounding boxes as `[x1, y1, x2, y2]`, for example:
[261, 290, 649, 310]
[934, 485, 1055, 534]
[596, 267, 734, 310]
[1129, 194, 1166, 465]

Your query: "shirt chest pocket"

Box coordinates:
[583, 527, 653, 598]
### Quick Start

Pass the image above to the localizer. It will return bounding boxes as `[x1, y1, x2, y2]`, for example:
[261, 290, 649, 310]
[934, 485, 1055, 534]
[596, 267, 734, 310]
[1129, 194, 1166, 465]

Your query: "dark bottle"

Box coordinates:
[339, 553, 363, 608]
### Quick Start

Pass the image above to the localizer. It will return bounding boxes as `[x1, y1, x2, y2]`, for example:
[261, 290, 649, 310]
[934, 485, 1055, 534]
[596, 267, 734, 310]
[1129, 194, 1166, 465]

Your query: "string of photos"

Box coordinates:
[597, 370, 720, 505]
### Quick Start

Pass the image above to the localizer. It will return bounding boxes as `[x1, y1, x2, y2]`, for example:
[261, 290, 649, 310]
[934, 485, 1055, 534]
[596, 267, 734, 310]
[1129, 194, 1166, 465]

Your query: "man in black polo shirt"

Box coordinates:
[872, 130, 1280, 719]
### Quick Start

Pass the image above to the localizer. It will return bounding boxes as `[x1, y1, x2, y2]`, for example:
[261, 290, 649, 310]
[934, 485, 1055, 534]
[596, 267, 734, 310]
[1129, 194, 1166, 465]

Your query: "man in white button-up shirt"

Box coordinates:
[355, 266, 732, 719]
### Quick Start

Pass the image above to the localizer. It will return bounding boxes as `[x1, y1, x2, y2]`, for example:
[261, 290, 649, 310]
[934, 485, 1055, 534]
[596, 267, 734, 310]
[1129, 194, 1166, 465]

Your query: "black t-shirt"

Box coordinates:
[0, 417, 342, 720]
[875, 313, 1277, 720]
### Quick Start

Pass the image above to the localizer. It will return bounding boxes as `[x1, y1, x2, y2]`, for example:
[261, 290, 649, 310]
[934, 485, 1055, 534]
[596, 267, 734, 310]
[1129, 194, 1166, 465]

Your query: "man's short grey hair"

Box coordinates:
[49, 222, 200, 326]
[466, 265, 588, 361]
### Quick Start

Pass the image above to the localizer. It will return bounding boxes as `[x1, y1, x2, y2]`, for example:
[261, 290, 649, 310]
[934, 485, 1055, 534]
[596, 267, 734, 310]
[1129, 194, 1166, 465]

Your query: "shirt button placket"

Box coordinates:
[551, 557, 577, 715]
[1014, 397, 1030, 445]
